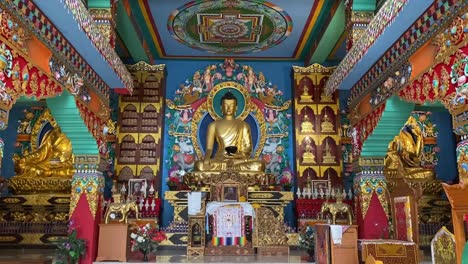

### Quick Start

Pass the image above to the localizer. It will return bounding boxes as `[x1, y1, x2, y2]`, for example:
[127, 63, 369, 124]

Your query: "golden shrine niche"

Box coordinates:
[9, 109, 73, 194]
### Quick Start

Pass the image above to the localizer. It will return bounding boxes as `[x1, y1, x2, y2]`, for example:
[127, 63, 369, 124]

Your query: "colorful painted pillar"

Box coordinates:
[70, 171, 104, 264]
[444, 109, 468, 264]
[349, 96, 414, 239]
[353, 161, 389, 239]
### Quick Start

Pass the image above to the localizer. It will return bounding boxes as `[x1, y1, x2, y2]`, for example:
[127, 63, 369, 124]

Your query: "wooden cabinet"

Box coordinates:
[315, 224, 358, 264]
[96, 223, 130, 262]
[116, 64, 165, 184]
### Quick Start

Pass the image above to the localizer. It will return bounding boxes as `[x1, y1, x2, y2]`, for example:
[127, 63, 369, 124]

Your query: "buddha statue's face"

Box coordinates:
[221, 99, 237, 117]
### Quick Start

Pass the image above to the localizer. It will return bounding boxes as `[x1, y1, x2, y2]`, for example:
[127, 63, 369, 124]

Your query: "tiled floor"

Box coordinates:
[0, 248, 433, 263]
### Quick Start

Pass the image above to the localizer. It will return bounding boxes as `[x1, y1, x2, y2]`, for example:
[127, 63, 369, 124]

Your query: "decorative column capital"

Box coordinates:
[70, 172, 104, 219]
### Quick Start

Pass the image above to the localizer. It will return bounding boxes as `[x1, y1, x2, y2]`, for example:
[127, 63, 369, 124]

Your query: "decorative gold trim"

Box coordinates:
[293, 64, 336, 74]
[126, 61, 165, 72]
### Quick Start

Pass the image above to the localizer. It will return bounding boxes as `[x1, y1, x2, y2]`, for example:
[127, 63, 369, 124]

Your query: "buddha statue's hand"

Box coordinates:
[225, 152, 244, 159]
[202, 158, 211, 168]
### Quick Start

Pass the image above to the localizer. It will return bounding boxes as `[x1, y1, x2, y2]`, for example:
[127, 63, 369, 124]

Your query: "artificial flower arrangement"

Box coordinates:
[130, 223, 166, 261]
[279, 168, 294, 191]
[56, 228, 86, 264]
[167, 175, 180, 190]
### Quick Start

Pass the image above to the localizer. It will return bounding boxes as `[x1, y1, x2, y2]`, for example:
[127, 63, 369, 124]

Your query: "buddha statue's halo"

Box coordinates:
[207, 81, 250, 121]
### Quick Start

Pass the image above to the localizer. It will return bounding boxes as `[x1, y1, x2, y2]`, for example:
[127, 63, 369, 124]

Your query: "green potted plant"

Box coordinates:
[56, 228, 86, 264]
[299, 225, 315, 262]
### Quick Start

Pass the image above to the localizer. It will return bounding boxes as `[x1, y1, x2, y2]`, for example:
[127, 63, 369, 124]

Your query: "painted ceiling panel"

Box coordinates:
[132, 0, 338, 61]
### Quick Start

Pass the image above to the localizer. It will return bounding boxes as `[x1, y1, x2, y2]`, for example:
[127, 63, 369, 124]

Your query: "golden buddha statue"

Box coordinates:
[384, 116, 434, 180]
[302, 137, 315, 163]
[193, 91, 265, 172]
[322, 139, 336, 164]
[300, 114, 314, 133]
[321, 113, 335, 133]
[13, 127, 74, 178]
[299, 85, 313, 103]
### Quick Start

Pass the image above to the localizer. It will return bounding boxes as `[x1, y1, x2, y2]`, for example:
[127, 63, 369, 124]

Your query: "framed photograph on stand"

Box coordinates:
[312, 180, 329, 198]
[128, 179, 147, 198]
[222, 184, 240, 202]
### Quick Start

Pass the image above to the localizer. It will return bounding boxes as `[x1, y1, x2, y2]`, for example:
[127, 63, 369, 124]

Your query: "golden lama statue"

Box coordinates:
[384, 116, 434, 180]
[13, 127, 74, 178]
[194, 91, 265, 172]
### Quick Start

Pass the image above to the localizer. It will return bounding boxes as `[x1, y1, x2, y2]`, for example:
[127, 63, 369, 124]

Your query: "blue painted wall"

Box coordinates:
[431, 110, 458, 183]
[158, 59, 300, 227]
[0, 101, 44, 180]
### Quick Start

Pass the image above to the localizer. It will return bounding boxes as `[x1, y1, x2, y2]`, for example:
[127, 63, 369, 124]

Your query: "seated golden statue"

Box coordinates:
[194, 91, 265, 172]
[384, 116, 434, 180]
[299, 85, 313, 103]
[13, 127, 74, 178]
[302, 137, 315, 163]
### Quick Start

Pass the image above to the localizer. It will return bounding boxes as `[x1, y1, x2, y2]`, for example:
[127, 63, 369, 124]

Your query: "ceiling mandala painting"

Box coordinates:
[168, 0, 293, 54]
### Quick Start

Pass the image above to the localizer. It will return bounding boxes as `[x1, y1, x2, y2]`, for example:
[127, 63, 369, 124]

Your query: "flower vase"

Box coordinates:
[307, 249, 315, 262]
[140, 249, 149, 262]
[283, 185, 292, 191]
[168, 185, 177, 191]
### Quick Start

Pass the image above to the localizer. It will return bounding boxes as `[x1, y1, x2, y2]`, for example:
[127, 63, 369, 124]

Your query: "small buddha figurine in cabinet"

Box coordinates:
[299, 85, 313, 103]
[322, 139, 336, 164]
[302, 137, 316, 164]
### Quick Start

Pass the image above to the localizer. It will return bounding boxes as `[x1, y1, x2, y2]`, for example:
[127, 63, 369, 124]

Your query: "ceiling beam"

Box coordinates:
[87, 0, 110, 8]
[353, 0, 376, 11]
[307, 0, 346, 65]
[115, 0, 149, 63]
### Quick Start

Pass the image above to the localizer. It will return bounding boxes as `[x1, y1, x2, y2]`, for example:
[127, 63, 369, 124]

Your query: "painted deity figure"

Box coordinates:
[13, 127, 74, 178]
[193, 92, 265, 172]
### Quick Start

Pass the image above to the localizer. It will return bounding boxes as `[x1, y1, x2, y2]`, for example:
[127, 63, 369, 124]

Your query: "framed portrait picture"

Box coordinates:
[312, 180, 329, 195]
[222, 184, 240, 202]
[128, 179, 147, 198]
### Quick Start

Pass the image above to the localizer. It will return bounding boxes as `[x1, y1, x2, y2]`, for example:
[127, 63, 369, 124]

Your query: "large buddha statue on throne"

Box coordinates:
[13, 127, 74, 178]
[194, 91, 265, 172]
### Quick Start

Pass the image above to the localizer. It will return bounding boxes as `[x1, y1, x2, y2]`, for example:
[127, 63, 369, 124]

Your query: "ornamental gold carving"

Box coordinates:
[254, 207, 288, 247]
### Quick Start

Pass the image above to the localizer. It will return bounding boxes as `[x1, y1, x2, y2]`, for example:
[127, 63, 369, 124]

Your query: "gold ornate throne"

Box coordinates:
[9, 109, 74, 194]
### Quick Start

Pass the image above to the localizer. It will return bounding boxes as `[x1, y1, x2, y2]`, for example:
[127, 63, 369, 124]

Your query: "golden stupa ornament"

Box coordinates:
[321, 113, 335, 133]
[300, 114, 314, 133]
[322, 139, 336, 164]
